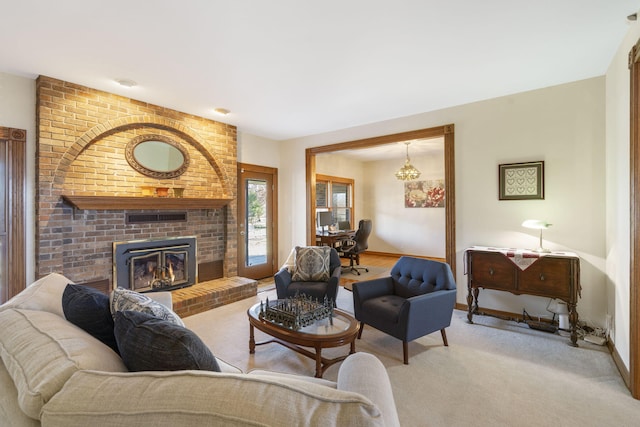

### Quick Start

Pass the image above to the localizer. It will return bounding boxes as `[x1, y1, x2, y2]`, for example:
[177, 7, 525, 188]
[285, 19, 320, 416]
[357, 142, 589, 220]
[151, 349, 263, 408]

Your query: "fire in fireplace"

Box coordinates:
[113, 237, 197, 292]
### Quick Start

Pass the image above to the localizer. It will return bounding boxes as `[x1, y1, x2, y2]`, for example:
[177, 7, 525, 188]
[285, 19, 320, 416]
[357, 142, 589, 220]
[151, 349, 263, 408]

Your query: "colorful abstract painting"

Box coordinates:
[404, 180, 445, 208]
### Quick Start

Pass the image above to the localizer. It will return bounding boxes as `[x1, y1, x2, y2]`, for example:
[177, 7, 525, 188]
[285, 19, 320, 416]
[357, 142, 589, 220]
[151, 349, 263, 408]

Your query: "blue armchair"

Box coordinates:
[352, 256, 457, 364]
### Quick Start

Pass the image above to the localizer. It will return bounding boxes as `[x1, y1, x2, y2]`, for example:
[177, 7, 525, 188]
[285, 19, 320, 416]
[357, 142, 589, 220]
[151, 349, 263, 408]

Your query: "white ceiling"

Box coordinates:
[1, 1, 638, 141]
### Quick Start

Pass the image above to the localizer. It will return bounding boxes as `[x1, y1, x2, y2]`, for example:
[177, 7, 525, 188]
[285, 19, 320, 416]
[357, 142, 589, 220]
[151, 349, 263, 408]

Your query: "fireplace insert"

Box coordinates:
[113, 237, 197, 292]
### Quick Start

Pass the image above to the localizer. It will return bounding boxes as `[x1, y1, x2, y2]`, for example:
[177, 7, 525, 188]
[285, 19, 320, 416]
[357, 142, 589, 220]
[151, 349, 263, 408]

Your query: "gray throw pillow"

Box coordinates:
[291, 246, 331, 281]
[62, 284, 119, 354]
[114, 310, 220, 372]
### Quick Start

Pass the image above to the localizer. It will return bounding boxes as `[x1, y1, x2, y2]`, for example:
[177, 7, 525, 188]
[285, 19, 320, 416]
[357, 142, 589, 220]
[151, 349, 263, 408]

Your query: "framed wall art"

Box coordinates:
[498, 161, 544, 200]
[404, 179, 445, 208]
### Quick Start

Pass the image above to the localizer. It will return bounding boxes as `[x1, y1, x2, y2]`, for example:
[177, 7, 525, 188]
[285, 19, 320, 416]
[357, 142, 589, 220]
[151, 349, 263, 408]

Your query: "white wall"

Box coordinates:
[0, 72, 36, 283]
[362, 152, 446, 257]
[605, 24, 640, 369]
[276, 77, 606, 330]
[237, 132, 281, 169]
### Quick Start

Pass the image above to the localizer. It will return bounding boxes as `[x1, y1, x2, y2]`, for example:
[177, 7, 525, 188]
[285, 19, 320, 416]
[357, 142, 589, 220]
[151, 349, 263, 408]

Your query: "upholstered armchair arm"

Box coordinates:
[398, 289, 457, 341]
[353, 277, 394, 301]
[274, 268, 292, 299]
[325, 265, 341, 304]
[352, 277, 395, 318]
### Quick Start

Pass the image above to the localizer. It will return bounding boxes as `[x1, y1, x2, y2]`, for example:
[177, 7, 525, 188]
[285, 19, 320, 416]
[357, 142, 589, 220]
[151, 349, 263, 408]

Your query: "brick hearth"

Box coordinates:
[171, 277, 257, 318]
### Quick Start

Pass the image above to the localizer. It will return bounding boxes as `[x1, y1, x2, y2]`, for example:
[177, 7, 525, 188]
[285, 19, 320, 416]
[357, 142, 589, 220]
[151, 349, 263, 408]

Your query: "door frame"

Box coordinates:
[629, 38, 640, 399]
[0, 127, 26, 303]
[305, 124, 456, 276]
[237, 163, 278, 279]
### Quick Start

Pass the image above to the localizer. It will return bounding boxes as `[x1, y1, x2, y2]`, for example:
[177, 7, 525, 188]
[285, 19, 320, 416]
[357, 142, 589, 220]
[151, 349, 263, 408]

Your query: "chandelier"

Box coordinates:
[394, 142, 421, 181]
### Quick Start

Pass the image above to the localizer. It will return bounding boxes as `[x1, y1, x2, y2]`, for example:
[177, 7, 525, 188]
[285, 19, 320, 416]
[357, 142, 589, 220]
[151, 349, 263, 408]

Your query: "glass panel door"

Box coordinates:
[237, 165, 276, 279]
[246, 178, 267, 266]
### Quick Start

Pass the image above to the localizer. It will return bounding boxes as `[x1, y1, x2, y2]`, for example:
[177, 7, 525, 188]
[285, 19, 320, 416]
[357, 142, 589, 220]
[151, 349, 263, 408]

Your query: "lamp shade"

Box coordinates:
[521, 219, 551, 229]
[522, 219, 552, 253]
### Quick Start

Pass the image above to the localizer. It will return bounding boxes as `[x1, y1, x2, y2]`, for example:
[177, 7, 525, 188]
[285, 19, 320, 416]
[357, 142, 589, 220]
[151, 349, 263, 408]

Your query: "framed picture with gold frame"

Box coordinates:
[499, 161, 544, 200]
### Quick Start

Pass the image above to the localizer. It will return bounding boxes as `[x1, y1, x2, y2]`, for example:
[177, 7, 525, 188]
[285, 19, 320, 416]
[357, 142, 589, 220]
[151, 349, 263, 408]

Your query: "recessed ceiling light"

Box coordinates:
[115, 78, 137, 88]
[214, 108, 230, 116]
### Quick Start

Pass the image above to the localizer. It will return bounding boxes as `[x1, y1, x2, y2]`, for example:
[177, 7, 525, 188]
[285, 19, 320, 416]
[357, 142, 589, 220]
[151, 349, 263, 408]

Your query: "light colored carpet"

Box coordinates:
[183, 287, 640, 427]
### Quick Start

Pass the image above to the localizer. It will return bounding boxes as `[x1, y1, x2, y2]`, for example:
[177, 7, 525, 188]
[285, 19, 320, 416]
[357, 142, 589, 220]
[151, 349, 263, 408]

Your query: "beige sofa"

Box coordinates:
[0, 273, 400, 426]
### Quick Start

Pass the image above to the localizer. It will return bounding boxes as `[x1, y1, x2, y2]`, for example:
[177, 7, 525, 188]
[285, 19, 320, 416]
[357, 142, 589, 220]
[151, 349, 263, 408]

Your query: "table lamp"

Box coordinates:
[521, 219, 551, 253]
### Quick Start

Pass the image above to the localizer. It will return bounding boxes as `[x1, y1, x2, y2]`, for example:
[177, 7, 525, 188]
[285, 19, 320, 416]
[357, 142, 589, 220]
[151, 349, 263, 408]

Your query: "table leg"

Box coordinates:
[315, 345, 322, 378]
[249, 324, 255, 354]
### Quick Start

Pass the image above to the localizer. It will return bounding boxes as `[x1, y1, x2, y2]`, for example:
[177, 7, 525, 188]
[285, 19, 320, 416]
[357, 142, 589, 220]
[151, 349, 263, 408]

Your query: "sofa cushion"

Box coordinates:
[114, 310, 220, 372]
[41, 370, 385, 427]
[110, 287, 184, 327]
[291, 246, 331, 281]
[0, 309, 126, 420]
[0, 361, 40, 427]
[0, 272, 71, 316]
[62, 284, 119, 354]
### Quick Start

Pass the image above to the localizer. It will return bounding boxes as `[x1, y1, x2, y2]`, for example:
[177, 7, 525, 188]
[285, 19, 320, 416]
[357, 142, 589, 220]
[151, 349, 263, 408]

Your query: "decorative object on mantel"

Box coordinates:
[521, 219, 552, 253]
[394, 141, 421, 181]
[404, 180, 445, 208]
[172, 187, 185, 198]
[155, 187, 170, 197]
[140, 186, 155, 197]
[498, 161, 544, 200]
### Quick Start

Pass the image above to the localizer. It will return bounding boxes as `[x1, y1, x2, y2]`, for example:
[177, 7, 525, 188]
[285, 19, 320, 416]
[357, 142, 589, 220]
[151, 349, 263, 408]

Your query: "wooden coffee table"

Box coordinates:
[247, 301, 360, 378]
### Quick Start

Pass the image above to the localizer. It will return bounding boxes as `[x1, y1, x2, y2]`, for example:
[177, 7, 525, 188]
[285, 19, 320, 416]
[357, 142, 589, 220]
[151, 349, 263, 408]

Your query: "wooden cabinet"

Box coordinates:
[465, 248, 581, 346]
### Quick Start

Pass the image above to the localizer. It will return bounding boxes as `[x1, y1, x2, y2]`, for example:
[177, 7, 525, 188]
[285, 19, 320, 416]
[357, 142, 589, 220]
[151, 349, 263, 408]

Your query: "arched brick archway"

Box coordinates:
[49, 115, 232, 197]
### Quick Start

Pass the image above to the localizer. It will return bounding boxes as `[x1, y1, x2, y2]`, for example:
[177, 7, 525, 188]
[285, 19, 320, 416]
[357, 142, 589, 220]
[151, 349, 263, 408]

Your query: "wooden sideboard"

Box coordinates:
[465, 247, 581, 346]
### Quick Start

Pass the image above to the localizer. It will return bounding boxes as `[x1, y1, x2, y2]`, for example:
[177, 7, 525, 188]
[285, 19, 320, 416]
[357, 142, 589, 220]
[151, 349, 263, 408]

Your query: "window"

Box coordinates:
[315, 175, 354, 229]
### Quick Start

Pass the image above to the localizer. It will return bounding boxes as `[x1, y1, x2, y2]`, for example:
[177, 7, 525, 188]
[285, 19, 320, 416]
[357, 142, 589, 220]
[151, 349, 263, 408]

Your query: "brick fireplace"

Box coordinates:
[35, 76, 242, 302]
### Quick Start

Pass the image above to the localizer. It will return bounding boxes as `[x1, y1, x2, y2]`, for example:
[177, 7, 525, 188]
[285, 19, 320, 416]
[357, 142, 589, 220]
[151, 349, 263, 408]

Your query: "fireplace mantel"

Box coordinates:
[61, 195, 233, 211]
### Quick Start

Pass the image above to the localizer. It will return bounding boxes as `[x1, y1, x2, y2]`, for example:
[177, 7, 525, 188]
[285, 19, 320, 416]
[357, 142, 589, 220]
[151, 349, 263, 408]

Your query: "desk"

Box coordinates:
[465, 246, 581, 346]
[316, 230, 355, 247]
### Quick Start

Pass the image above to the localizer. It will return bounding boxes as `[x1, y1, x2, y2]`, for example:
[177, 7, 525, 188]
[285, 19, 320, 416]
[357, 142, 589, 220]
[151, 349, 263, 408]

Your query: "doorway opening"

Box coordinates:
[305, 124, 456, 275]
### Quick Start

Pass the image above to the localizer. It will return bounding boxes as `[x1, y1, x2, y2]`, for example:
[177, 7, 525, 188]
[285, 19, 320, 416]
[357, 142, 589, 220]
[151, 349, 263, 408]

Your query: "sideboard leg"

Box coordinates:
[467, 287, 475, 323]
[569, 304, 579, 347]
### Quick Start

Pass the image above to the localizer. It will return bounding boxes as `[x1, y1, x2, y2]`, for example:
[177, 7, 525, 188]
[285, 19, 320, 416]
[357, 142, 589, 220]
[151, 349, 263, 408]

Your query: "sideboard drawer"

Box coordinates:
[518, 257, 572, 299]
[470, 252, 517, 291]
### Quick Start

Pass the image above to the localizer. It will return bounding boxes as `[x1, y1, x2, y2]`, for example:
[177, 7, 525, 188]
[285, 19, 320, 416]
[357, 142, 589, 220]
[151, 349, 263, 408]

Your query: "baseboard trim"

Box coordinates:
[365, 251, 445, 262]
[455, 303, 531, 323]
[609, 339, 630, 389]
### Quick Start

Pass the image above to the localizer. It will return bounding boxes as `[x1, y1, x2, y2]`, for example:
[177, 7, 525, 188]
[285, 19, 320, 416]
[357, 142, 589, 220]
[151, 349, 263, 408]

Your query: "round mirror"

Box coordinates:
[126, 135, 190, 178]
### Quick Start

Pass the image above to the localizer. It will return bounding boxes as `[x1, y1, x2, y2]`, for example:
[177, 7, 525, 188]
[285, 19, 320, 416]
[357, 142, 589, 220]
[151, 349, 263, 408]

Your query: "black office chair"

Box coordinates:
[340, 219, 372, 275]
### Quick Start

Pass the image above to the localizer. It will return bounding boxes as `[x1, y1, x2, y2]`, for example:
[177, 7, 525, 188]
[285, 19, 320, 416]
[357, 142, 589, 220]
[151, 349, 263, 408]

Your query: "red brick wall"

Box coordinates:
[36, 76, 238, 284]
